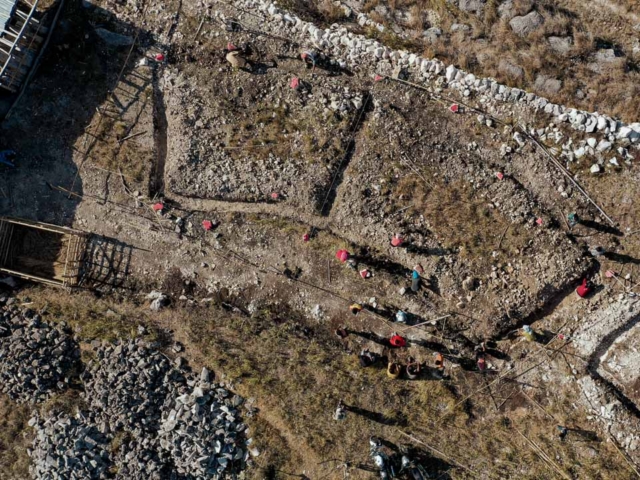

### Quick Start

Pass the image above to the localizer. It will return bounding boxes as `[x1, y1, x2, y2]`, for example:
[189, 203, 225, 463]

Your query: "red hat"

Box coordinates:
[359, 269, 370, 279]
[391, 235, 403, 247]
[155, 53, 165, 61]
[449, 104, 459, 113]
[390, 334, 406, 348]
[202, 220, 213, 231]
[303, 233, 310, 242]
[152, 202, 164, 212]
[290, 77, 300, 89]
[336, 249, 349, 262]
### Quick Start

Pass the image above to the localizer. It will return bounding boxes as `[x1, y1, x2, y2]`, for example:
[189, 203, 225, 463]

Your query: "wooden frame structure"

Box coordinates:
[0, 217, 88, 289]
[0, 0, 46, 93]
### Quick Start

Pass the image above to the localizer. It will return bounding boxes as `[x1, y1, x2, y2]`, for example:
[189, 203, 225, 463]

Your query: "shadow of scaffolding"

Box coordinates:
[79, 235, 132, 290]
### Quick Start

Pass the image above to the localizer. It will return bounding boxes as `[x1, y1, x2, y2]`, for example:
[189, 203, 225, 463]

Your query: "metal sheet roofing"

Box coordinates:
[0, 0, 18, 32]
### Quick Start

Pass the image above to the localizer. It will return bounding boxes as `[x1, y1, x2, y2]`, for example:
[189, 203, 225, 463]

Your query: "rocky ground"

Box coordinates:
[0, 0, 639, 478]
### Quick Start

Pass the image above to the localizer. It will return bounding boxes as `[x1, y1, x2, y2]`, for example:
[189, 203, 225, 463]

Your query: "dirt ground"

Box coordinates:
[0, 0, 639, 478]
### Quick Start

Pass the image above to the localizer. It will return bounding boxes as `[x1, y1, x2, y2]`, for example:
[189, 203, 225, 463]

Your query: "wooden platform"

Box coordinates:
[0, 217, 88, 289]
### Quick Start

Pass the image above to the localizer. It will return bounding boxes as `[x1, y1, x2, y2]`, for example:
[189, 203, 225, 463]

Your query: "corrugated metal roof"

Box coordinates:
[0, 0, 18, 32]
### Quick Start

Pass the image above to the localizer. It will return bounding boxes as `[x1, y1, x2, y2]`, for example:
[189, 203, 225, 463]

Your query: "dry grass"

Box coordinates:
[356, 0, 640, 122]
[394, 177, 529, 262]
[22, 287, 159, 343]
[87, 111, 151, 182]
[0, 286, 632, 479]
[224, 101, 351, 165]
[0, 395, 32, 480]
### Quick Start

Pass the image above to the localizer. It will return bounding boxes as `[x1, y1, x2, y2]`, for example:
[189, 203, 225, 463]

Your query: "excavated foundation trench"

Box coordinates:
[587, 313, 640, 419]
[149, 57, 640, 438]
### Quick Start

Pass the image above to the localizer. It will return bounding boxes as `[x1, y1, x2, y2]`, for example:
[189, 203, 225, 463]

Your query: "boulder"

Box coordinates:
[548, 36, 572, 55]
[534, 75, 562, 95]
[445, 64, 458, 83]
[450, 23, 471, 33]
[498, 60, 524, 80]
[589, 49, 624, 72]
[422, 27, 442, 43]
[509, 11, 544, 37]
[458, 0, 486, 14]
[596, 140, 612, 152]
[0, 312, 79, 403]
[597, 116, 608, 131]
[594, 49, 621, 63]
[498, 0, 515, 20]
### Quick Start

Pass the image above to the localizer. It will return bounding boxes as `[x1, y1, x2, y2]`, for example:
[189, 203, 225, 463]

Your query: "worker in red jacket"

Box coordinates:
[576, 278, 592, 298]
[389, 333, 406, 348]
[336, 249, 350, 262]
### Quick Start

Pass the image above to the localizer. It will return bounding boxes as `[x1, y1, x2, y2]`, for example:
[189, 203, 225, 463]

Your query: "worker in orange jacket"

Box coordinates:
[434, 352, 445, 379]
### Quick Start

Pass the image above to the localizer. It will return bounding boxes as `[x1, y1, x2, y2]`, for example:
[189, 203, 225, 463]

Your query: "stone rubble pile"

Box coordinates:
[158, 369, 248, 478]
[82, 341, 189, 434]
[27, 338, 251, 479]
[317, 88, 364, 113]
[578, 375, 640, 453]
[0, 306, 79, 403]
[221, 0, 640, 154]
[29, 412, 112, 479]
[111, 437, 167, 480]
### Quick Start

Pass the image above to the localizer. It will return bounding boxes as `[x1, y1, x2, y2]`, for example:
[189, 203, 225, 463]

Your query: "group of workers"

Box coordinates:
[224, 38, 324, 74]
[336, 233, 426, 293]
[338, 326, 454, 381]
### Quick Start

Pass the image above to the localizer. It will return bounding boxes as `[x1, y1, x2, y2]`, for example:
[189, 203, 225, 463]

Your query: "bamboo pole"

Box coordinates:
[514, 428, 572, 480]
[381, 74, 615, 227]
[397, 430, 476, 476]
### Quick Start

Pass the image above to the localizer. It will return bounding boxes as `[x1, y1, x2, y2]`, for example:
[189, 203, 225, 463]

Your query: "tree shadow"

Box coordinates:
[363, 303, 394, 319]
[0, 2, 151, 290]
[317, 92, 373, 215]
[407, 338, 455, 354]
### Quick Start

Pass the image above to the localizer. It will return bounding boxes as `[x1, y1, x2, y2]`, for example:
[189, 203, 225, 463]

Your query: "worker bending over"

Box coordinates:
[301, 49, 318, 70]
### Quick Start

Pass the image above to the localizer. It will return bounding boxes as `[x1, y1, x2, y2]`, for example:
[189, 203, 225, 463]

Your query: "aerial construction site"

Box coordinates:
[0, 0, 639, 478]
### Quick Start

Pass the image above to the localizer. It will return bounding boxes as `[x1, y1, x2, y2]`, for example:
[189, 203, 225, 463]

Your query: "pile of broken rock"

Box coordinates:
[0, 304, 79, 403]
[25, 337, 251, 479]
